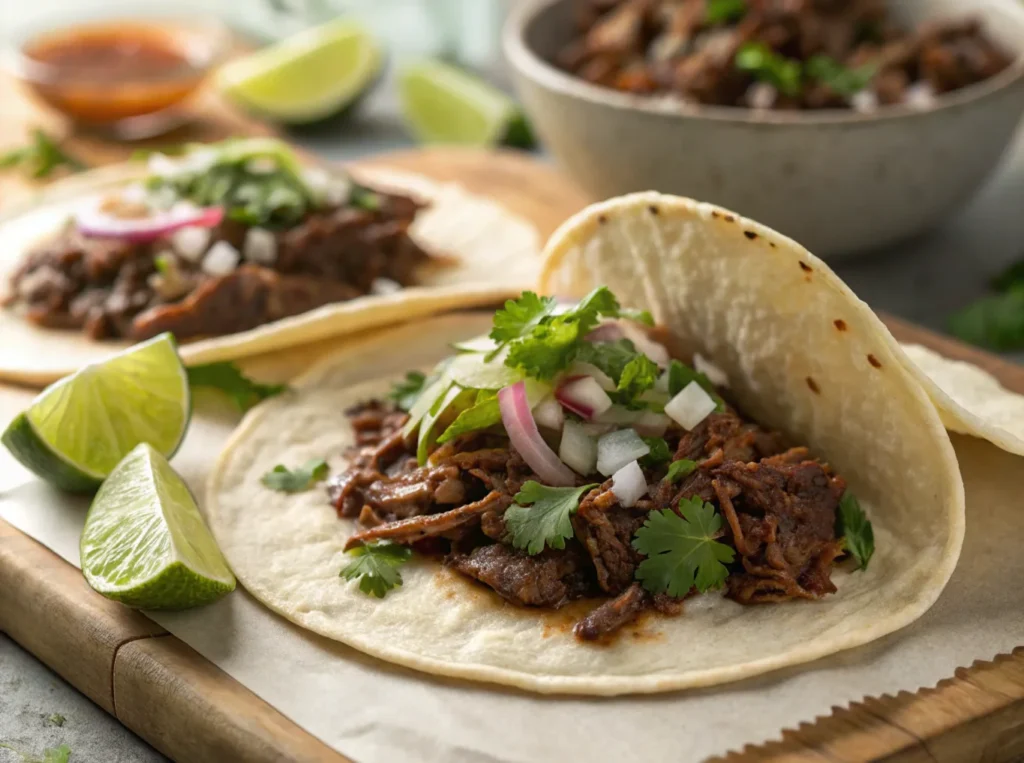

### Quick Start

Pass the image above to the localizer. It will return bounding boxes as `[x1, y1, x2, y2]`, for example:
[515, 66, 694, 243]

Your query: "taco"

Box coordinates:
[206, 194, 964, 696]
[0, 138, 540, 385]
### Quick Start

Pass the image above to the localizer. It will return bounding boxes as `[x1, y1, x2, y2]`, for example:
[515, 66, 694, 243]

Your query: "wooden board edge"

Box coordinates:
[112, 636, 347, 763]
[717, 647, 1024, 762]
[0, 517, 166, 714]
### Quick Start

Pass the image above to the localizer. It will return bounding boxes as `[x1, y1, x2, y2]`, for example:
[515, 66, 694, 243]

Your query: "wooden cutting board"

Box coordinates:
[1, 65, 1023, 763]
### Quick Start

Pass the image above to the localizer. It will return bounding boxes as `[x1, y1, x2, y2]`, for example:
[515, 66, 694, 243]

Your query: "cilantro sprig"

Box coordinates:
[706, 0, 746, 25]
[340, 542, 413, 598]
[735, 43, 802, 97]
[949, 258, 1024, 351]
[632, 498, 735, 597]
[665, 459, 697, 484]
[506, 481, 598, 555]
[389, 371, 428, 412]
[836, 493, 874, 570]
[262, 458, 329, 493]
[641, 437, 672, 467]
[0, 129, 85, 180]
[187, 361, 288, 412]
[806, 55, 878, 97]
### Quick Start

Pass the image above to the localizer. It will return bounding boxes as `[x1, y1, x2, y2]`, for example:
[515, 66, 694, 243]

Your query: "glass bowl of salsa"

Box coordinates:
[5, 7, 230, 137]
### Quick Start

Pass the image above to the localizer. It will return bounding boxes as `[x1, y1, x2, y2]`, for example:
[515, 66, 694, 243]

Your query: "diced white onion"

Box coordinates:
[665, 381, 717, 431]
[246, 157, 278, 175]
[202, 241, 240, 276]
[693, 353, 729, 387]
[635, 411, 670, 437]
[147, 153, 180, 178]
[556, 376, 613, 419]
[119, 183, 148, 205]
[596, 429, 650, 477]
[370, 277, 402, 295]
[579, 422, 616, 438]
[171, 225, 212, 262]
[905, 82, 937, 110]
[746, 82, 778, 110]
[183, 147, 218, 174]
[533, 396, 565, 431]
[559, 420, 596, 475]
[594, 405, 642, 426]
[611, 460, 648, 508]
[243, 227, 278, 266]
[325, 176, 353, 207]
[302, 167, 330, 197]
[851, 90, 879, 113]
[617, 321, 670, 367]
[565, 362, 615, 391]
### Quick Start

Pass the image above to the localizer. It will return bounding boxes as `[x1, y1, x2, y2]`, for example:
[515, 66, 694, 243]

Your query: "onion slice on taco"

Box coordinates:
[0, 138, 540, 385]
[206, 198, 963, 694]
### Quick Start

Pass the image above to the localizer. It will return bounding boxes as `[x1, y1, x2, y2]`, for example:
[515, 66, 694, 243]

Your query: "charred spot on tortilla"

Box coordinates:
[834, 319, 848, 332]
[723, 214, 736, 223]
[806, 376, 820, 394]
[769, 241, 777, 248]
[867, 354, 882, 368]
[648, 205, 660, 215]
[799, 261, 813, 273]
[597, 214, 608, 225]
[711, 210, 721, 219]
[744, 231, 758, 240]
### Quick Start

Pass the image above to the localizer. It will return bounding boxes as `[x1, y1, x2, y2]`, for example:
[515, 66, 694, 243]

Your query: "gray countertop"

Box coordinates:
[2, 98, 1023, 762]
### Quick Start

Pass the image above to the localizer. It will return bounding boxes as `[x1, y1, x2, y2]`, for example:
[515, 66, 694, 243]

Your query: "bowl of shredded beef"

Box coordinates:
[503, 0, 1024, 258]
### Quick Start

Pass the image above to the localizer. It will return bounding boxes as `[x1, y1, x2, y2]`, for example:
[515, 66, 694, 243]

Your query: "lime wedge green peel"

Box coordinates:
[1, 333, 190, 493]
[217, 18, 384, 124]
[399, 59, 534, 148]
[81, 443, 235, 609]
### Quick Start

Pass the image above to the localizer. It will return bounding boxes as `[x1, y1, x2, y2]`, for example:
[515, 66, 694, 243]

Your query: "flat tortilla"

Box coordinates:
[206, 194, 964, 695]
[0, 164, 540, 386]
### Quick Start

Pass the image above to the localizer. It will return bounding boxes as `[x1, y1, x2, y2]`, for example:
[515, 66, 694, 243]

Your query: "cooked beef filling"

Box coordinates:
[558, 0, 1012, 110]
[329, 396, 847, 642]
[3, 190, 431, 341]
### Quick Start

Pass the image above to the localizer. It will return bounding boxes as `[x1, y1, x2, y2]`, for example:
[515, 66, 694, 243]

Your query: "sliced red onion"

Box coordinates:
[611, 460, 648, 508]
[693, 353, 729, 387]
[596, 429, 650, 477]
[243, 227, 278, 266]
[559, 420, 597, 476]
[665, 381, 718, 431]
[498, 382, 576, 487]
[77, 200, 224, 243]
[556, 376, 613, 420]
[565, 362, 615, 391]
[533, 396, 565, 431]
[201, 241, 241, 276]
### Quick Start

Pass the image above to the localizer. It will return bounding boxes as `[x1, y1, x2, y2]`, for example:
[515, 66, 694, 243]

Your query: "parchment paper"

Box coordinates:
[1, 388, 1023, 762]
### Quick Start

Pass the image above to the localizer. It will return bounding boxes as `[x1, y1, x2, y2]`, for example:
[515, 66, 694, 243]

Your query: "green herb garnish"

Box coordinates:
[0, 742, 71, 763]
[991, 257, 1024, 292]
[706, 0, 746, 25]
[665, 459, 698, 484]
[340, 542, 413, 598]
[949, 258, 1024, 351]
[641, 437, 673, 467]
[735, 42, 802, 98]
[632, 498, 735, 597]
[506, 481, 598, 555]
[0, 129, 85, 179]
[436, 391, 501, 444]
[806, 55, 877, 97]
[187, 361, 288, 412]
[616, 354, 660, 402]
[836, 493, 874, 570]
[45, 714, 66, 728]
[389, 371, 428, 412]
[261, 458, 329, 493]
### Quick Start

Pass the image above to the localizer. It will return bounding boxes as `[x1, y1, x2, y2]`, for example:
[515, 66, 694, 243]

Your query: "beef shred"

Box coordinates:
[329, 399, 848, 642]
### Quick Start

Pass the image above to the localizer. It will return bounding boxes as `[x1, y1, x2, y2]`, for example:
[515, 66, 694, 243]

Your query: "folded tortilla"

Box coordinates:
[0, 164, 540, 386]
[206, 194, 964, 695]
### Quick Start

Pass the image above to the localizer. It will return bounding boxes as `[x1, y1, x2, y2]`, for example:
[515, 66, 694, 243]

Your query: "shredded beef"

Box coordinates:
[4, 189, 432, 341]
[573, 582, 649, 641]
[447, 543, 596, 608]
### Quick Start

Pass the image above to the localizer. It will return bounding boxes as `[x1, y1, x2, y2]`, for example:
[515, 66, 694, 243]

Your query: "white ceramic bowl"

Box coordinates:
[504, 0, 1024, 259]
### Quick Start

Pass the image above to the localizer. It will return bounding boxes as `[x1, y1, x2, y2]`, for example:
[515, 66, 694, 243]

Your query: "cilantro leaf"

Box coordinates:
[0, 129, 86, 180]
[735, 42, 802, 97]
[490, 291, 558, 344]
[836, 493, 874, 570]
[665, 459, 697, 484]
[992, 258, 1024, 292]
[389, 371, 428, 412]
[506, 481, 598, 555]
[436, 392, 501, 444]
[505, 314, 583, 379]
[706, 0, 746, 25]
[261, 458, 329, 493]
[574, 339, 639, 384]
[340, 542, 412, 598]
[187, 362, 288, 412]
[641, 437, 672, 467]
[632, 498, 735, 596]
[948, 288, 1024, 351]
[349, 184, 380, 211]
[573, 286, 621, 326]
[806, 55, 877, 97]
[668, 359, 726, 411]
[617, 354, 660, 401]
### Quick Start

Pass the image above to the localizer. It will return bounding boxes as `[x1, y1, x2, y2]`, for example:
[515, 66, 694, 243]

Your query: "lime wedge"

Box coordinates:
[1, 333, 190, 493]
[398, 59, 534, 147]
[217, 18, 384, 124]
[81, 443, 235, 609]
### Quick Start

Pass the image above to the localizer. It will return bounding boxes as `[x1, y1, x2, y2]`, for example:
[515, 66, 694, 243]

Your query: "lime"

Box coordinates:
[80, 443, 235, 609]
[1, 333, 190, 493]
[398, 59, 534, 147]
[217, 18, 384, 124]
